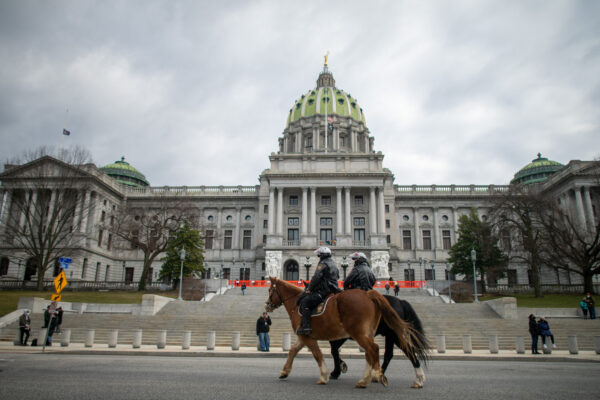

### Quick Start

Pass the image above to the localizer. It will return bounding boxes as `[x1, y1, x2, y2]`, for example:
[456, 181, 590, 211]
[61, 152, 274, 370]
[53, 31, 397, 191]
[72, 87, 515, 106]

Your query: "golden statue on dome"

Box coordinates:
[324, 51, 329, 66]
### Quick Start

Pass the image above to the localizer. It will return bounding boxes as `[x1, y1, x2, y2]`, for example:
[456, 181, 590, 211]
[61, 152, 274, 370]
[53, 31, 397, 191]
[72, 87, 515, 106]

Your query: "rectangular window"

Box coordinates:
[402, 230, 412, 250]
[385, 204, 390, 213]
[422, 230, 432, 250]
[95, 262, 101, 282]
[320, 229, 333, 244]
[264, 204, 268, 213]
[288, 228, 299, 241]
[125, 267, 134, 284]
[289, 195, 298, 206]
[107, 234, 113, 250]
[404, 268, 415, 281]
[262, 262, 266, 271]
[105, 265, 110, 281]
[243, 230, 252, 249]
[81, 258, 88, 279]
[442, 230, 451, 250]
[425, 268, 435, 280]
[98, 230, 103, 247]
[263, 220, 268, 229]
[354, 195, 364, 206]
[288, 217, 299, 226]
[240, 268, 250, 280]
[502, 230, 511, 251]
[353, 217, 365, 226]
[508, 270, 518, 286]
[385, 219, 390, 228]
[353, 229, 365, 242]
[321, 195, 331, 206]
[131, 230, 139, 249]
[101, 210, 106, 222]
[110, 215, 114, 226]
[147, 268, 153, 283]
[262, 234, 266, 244]
[386, 234, 391, 244]
[224, 230, 232, 249]
[222, 268, 231, 280]
[320, 217, 333, 226]
[205, 230, 214, 249]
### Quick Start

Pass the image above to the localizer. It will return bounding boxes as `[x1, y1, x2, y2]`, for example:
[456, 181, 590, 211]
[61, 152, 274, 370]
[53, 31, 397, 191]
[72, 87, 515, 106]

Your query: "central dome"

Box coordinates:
[286, 65, 366, 127]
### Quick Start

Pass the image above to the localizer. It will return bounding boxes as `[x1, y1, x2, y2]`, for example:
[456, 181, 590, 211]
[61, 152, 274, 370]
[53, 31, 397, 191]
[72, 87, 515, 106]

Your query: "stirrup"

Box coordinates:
[296, 327, 312, 335]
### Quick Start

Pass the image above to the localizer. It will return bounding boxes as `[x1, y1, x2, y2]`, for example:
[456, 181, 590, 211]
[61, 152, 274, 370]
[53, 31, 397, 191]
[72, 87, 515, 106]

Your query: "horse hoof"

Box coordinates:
[379, 375, 388, 387]
[355, 383, 367, 389]
[317, 380, 328, 385]
[411, 383, 424, 389]
[340, 361, 348, 373]
[330, 371, 340, 380]
[279, 373, 288, 379]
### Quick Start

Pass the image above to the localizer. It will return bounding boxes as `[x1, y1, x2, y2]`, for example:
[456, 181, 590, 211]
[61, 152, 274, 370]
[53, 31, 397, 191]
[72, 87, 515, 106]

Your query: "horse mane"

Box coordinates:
[272, 278, 304, 294]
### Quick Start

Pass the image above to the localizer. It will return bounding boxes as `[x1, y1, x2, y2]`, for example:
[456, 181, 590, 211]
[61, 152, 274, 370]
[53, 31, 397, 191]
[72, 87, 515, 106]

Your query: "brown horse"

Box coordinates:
[265, 277, 417, 388]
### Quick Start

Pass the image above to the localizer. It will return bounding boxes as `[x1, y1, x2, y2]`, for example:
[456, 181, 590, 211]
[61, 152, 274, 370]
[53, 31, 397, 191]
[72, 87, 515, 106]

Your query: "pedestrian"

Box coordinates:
[537, 316, 557, 350]
[45, 301, 58, 345]
[256, 312, 271, 351]
[19, 309, 31, 346]
[344, 252, 376, 291]
[384, 282, 390, 295]
[56, 306, 64, 333]
[584, 293, 595, 320]
[580, 299, 588, 319]
[528, 314, 540, 354]
[241, 283, 247, 296]
[394, 282, 400, 296]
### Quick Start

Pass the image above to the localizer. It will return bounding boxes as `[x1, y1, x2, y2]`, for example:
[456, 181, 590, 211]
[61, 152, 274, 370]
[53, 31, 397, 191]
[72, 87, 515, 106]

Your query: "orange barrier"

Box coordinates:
[229, 280, 426, 289]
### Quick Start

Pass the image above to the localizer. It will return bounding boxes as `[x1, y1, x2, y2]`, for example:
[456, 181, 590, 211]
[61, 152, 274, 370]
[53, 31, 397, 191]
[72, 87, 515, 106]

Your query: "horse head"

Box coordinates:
[265, 277, 282, 312]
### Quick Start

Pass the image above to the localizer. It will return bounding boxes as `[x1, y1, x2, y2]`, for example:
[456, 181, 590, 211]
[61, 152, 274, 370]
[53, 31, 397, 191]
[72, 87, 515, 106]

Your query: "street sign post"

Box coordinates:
[58, 257, 72, 269]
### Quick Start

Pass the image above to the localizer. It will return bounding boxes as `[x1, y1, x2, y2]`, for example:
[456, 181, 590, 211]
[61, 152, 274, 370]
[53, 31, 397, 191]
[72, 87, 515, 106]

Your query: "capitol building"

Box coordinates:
[0, 63, 598, 288]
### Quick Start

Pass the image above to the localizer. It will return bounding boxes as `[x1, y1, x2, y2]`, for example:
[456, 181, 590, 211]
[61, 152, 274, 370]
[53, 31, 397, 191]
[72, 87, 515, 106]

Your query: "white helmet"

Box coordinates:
[314, 247, 332, 257]
[349, 252, 367, 261]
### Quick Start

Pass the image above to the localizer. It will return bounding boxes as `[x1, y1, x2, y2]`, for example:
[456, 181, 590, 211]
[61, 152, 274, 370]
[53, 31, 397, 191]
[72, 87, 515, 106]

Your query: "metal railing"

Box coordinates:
[395, 184, 509, 195]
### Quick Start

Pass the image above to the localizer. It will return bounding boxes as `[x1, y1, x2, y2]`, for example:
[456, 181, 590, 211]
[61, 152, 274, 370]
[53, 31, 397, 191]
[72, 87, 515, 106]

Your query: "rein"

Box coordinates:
[268, 281, 301, 310]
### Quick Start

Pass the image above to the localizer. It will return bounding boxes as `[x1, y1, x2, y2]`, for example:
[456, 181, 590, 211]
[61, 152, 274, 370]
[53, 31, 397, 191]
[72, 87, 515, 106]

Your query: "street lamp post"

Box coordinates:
[304, 256, 311, 281]
[446, 262, 452, 302]
[341, 256, 349, 280]
[178, 247, 186, 301]
[470, 248, 478, 303]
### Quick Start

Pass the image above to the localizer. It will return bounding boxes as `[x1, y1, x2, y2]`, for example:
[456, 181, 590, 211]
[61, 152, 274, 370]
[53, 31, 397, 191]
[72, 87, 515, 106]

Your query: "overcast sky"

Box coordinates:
[1, 0, 598, 186]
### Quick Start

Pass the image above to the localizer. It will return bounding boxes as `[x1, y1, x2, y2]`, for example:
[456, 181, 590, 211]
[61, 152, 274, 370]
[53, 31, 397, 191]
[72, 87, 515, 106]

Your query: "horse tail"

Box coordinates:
[398, 300, 430, 366]
[367, 291, 423, 363]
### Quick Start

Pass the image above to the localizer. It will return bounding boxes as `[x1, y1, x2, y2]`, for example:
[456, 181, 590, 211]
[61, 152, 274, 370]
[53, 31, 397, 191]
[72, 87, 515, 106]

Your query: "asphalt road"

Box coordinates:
[0, 354, 599, 400]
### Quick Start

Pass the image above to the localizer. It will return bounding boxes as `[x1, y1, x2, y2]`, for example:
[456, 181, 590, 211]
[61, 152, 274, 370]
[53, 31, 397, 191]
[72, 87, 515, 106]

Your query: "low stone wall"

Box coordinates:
[486, 297, 518, 319]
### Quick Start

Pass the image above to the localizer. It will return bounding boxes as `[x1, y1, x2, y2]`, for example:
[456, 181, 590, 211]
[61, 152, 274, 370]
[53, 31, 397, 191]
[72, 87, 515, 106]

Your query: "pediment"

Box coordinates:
[1, 156, 91, 181]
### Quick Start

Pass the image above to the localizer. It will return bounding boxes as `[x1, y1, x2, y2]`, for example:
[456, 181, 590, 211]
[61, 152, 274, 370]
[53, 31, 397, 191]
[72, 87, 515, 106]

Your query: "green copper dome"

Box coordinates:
[286, 65, 366, 127]
[511, 153, 563, 185]
[101, 156, 150, 187]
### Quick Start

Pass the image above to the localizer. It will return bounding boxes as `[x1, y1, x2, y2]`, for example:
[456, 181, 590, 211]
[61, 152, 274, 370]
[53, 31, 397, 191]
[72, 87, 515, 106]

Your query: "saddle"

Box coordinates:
[299, 293, 335, 317]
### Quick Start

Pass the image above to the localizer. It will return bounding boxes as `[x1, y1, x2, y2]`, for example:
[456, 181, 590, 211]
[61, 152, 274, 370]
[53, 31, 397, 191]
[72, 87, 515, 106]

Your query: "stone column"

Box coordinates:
[433, 208, 440, 249]
[48, 190, 57, 221]
[583, 187, 595, 230]
[79, 190, 90, 233]
[377, 187, 385, 234]
[268, 188, 275, 235]
[413, 207, 421, 249]
[234, 207, 241, 249]
[369, 187, 377, 234]
[314, 128, 319, 151]
[336, 187, 343, 236]
[0, 189, 12, 231]
[301, 187, 308, 235]
[574, 187, 587, 229]
[310, 187, 317, 235]
[344, 187, 352, 235]
[276, 187, 283, 235]
[19, 191, 33, 229]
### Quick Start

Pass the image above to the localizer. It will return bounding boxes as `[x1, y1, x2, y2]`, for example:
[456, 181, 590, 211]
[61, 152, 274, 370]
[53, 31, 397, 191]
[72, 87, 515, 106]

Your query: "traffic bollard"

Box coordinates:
[207, 331, 216, 350]
[437, 335, 446, 354]
[489, 335, 499, 354]
[282, 333, 291, 352]
[133, 330, 142, 348]
[60, 329, 71, 347]
[568, 336, 578, 355]
[85, 329, 95, 348]
[515, 336, 525, 354]
[462, 335, 472, 354]
[108, 330, 118, 348]
[157, 330, 167, 349]
[232, 332, 240, 351]
[182, 331, 191, 350]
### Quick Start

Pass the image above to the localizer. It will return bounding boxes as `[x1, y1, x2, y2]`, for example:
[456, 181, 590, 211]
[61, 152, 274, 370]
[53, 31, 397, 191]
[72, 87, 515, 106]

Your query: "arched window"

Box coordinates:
[0, 257, 9, 276]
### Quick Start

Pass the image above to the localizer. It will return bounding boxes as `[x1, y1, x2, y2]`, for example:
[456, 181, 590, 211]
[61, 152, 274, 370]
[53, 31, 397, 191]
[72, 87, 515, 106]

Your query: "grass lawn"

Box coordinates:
[476, 293, 584, 308]
[0, 290, 178, 318]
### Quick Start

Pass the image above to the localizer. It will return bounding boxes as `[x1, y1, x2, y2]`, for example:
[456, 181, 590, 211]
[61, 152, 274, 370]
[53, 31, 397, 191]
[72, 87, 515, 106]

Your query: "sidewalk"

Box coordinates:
[1, 341, 598, 362]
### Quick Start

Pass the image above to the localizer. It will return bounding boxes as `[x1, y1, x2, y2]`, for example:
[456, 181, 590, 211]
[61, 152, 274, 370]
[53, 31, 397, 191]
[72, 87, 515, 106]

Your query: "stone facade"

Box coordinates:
[0, 66, 598, 287]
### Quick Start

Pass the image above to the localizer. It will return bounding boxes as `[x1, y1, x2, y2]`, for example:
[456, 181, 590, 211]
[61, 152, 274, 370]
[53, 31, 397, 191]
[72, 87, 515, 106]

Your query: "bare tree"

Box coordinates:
[104, 194, 197, 290]
[490, 185, 547, 297]
[0, 146, 93, 290]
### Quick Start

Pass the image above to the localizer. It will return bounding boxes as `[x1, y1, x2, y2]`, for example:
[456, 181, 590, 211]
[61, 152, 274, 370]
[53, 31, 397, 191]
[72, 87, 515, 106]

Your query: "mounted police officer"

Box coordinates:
[296, 247, 339, 335]
[344, 252, 376, 291]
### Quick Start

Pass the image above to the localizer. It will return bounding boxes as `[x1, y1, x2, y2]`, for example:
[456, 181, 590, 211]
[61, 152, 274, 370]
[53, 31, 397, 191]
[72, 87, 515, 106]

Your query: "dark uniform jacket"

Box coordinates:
[256, 315, 272, 334]
[344, 260, 376, 290]
[307, 256, 339, 297]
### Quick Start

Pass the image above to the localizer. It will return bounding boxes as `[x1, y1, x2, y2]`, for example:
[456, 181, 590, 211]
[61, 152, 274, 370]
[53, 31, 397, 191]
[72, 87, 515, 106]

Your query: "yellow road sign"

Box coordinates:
[50, 293, 62, 302]
[54, 270, 68, 293]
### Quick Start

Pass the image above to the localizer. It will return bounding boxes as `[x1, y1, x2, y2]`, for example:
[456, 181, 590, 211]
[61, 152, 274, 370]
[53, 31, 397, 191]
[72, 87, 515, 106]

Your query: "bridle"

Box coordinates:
[265, 281, 299, 312]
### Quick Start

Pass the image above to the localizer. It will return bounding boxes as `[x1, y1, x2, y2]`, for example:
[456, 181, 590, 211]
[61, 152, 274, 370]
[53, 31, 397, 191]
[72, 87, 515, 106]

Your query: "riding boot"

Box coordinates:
[296, 312, 312, 335]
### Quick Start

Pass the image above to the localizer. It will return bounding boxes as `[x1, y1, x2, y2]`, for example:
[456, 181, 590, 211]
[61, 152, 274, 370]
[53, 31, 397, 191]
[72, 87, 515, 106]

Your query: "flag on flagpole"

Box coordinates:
[62, 129, 71, 136]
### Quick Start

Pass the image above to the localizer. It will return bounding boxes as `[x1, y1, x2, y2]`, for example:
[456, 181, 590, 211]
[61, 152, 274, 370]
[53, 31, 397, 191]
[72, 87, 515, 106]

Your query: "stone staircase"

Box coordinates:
[2, 287, 599, 351]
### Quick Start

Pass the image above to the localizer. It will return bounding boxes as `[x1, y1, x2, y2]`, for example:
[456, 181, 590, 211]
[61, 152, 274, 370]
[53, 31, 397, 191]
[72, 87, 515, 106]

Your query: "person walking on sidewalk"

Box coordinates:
[394, 282, 400, 296]
[19, 309, 31, 346]
[580, 299, 588, 319]
[241, 283, 247, 296]
[256, 312, 271, 351]
[528, 314, 540, 354]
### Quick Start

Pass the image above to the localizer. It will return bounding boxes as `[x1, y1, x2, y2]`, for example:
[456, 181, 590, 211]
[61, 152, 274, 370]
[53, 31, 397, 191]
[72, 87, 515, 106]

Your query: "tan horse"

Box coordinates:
[265, 277, 417, 388]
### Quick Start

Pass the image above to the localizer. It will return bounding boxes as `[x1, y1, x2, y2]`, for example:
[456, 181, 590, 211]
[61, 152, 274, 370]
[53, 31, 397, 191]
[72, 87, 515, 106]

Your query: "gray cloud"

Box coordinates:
[1, 0, 598, 186]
